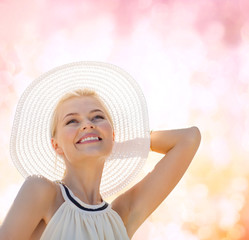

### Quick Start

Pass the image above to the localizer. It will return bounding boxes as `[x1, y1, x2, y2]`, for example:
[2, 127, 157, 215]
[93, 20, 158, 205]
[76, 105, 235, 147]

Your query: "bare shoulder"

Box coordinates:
[0, 175, 58, 240]
[23, 175, 59, 218]
[24, 175, 57, 193]
[21, 175, 58, 204]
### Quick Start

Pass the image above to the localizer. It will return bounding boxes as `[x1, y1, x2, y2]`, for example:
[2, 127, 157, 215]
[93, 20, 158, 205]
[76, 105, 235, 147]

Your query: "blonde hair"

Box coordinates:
[51, 89, 114, 138]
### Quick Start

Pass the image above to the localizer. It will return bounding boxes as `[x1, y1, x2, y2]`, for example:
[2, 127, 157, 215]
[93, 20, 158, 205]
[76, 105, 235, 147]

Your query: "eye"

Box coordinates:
[92, 115, 104, 120]
[66, 119, 78, 125]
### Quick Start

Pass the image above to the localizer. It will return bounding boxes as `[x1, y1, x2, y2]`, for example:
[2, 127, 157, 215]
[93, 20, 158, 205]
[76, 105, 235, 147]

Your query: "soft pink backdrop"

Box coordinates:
[1, 0, 249, 239]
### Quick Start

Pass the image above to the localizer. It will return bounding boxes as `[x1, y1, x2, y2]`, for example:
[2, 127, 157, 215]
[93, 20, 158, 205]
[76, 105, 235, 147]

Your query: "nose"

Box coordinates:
[80, 120, 95, 131]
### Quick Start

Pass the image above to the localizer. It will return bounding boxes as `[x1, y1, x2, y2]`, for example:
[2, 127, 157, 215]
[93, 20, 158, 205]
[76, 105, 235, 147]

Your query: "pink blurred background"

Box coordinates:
[1, 0, 249, 239]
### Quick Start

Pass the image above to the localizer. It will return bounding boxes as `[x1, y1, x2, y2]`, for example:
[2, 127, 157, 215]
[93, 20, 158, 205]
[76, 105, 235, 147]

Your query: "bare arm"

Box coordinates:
[0, 176, 56, 240]
[113, 127, 201, 237]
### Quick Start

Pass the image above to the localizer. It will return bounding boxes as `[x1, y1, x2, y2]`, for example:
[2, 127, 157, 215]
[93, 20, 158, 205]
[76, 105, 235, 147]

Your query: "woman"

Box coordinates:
[0, 62, 201, 239]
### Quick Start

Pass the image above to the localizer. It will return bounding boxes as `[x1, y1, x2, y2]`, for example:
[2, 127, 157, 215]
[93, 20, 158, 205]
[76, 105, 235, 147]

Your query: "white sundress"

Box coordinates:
[40, 182, 130, 240]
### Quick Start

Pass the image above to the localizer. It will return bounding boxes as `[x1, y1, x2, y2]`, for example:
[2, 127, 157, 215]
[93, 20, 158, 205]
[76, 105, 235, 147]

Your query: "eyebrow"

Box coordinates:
[62, 109, 104, 121]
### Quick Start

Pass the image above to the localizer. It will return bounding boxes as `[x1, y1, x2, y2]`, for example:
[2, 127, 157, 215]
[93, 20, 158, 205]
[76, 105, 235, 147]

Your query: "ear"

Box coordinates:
[113, 131, 115, 141]
[51, 138, 64, 155]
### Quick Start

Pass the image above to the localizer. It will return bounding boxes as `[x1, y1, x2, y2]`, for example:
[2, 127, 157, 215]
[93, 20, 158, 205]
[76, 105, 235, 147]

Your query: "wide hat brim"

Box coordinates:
[10, 61, 150, 197]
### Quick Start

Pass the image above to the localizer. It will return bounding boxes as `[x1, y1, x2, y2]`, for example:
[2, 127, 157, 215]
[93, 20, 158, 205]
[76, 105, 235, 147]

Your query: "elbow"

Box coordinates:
[188, 126, 201, 146]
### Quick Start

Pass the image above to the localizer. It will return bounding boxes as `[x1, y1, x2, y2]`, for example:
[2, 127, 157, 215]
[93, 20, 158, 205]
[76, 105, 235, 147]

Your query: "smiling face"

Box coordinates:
[51, 96, 115, 165]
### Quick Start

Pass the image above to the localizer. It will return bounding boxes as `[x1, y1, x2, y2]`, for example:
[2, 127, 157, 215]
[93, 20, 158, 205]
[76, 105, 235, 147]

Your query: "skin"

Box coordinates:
[51, 97, 115, 204]
[0, 96, 201, 240]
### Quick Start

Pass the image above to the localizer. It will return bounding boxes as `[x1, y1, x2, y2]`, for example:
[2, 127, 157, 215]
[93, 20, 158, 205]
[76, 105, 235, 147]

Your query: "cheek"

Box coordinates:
[59, 127, 77, 141]
[101, 122, 113, 133]
[66, 128, 78, 138]
[97, 122, 113, 140]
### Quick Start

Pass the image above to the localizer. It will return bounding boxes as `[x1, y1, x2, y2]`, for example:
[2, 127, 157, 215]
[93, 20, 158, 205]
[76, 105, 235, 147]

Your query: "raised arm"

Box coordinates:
[0, 176, 56, 240]
[113, 127, 201, 238]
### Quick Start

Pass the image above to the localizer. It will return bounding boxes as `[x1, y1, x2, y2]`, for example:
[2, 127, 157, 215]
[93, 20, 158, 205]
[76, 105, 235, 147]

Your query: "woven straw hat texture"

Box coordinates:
[10, 61, 150, 197]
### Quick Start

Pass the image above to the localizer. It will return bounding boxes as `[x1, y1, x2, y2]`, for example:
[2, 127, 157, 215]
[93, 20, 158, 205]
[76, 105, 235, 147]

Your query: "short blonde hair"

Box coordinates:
[51, 89, 114, 138]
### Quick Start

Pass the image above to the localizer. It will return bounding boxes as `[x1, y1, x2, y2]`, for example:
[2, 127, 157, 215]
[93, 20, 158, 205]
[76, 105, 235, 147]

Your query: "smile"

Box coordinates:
[77, 136, 101, 144]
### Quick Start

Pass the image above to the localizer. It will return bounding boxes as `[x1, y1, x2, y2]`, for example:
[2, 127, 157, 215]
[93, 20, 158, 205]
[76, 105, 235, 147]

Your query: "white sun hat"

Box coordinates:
[10, 61, 150, 197]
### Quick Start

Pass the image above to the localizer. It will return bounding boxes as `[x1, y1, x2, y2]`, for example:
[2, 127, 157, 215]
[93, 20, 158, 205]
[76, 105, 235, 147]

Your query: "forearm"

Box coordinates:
[150, 127, 201, 154]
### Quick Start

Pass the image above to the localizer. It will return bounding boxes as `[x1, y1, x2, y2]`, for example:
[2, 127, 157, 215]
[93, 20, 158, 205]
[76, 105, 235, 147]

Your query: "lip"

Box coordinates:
[76, 133, 102, 144]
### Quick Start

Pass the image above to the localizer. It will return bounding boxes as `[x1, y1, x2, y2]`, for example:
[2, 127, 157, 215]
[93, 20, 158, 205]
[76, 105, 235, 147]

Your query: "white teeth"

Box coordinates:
[78, 137, 99, 143]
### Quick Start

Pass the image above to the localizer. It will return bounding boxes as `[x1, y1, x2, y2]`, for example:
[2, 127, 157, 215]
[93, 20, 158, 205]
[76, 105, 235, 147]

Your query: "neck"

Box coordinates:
[62, 158, 105, 205]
